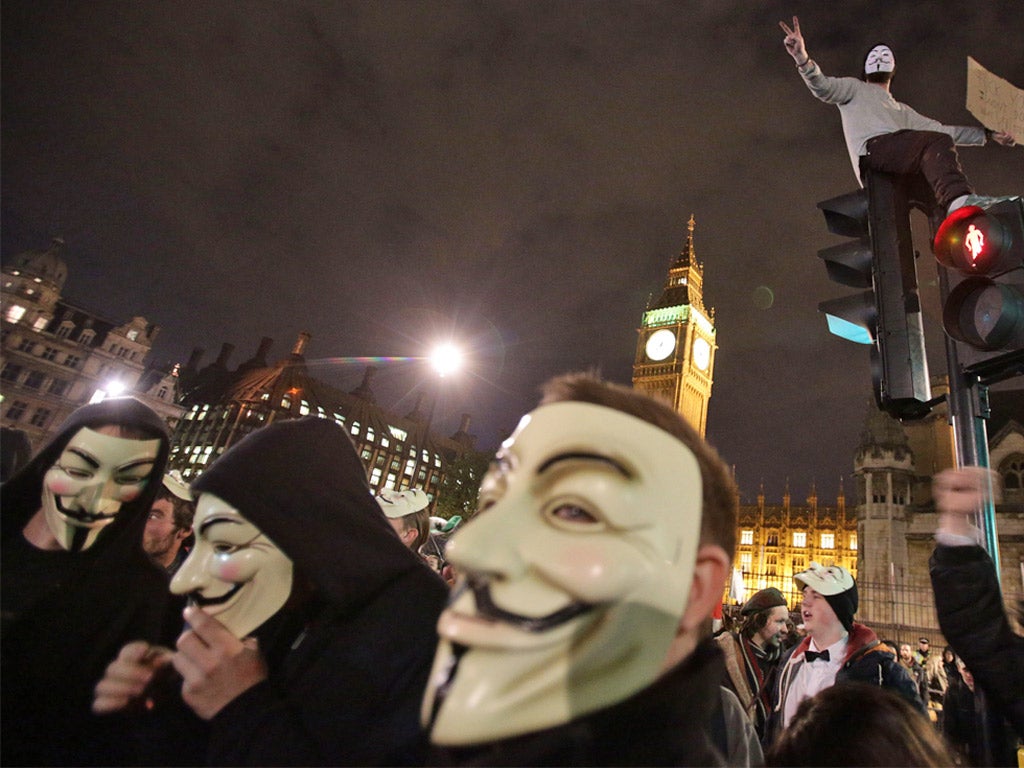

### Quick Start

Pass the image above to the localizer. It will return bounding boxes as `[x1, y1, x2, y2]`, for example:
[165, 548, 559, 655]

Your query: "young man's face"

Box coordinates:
[423, 401, 705, 746]
[42, 426, 162, 551]
[800, 587, 840, 640]
[899, 643, 913, 663]
[170, 493, 293, 638]
[143, 495, 189, 564]
[755, 605, 790, 648]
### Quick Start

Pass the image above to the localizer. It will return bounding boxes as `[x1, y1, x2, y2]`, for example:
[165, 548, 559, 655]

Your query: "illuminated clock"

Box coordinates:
[645, 329, 676, 361]
[692, 337, 711, 371]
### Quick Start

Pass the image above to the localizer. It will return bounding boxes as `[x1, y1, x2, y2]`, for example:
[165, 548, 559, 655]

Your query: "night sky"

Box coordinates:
[4, 1, 1023, 504]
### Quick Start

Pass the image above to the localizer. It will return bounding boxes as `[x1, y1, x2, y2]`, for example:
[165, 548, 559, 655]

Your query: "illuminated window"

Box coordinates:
[793, 531, 806, 547]
[740, 530, 753, 545]
[820, 533, 835, 549]
[299, 400, 310, 416]
[850, 534, 858, 550]
[370, 467, 383, 485]
[4, 304, 26, 323]
[351, 421, 360, 435]
[126, 329, 139, 341]
[388, 426, 408, 441]
[739, 553, 752, 571]
[32, 317, 47, 331]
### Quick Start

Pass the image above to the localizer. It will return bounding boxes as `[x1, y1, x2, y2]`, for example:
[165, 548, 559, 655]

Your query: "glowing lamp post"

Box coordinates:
[411, 343, 464, 490]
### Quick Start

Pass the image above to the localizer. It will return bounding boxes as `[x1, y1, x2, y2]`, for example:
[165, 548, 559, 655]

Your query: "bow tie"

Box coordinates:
[805, 649, 830, 663]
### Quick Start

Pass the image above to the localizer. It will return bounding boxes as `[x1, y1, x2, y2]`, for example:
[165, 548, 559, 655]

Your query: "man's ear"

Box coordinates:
[175, 526, 192, 543]
[679, 544, 731, 634]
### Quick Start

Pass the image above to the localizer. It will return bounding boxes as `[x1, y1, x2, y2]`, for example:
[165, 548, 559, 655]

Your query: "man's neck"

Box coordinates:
[809, 625, 844, 651]
[23, 509, 62, 551]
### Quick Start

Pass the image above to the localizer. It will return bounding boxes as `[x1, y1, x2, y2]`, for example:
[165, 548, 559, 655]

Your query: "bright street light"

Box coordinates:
[428, 343, 463, 378]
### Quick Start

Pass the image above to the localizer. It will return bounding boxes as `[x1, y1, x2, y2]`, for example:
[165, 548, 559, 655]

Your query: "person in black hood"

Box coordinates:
[94, 416, 448, 766]
[1, 397, 173, 766]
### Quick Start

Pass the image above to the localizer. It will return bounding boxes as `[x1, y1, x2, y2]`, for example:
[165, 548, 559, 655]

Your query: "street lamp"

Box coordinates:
[410, 343, 464, 491]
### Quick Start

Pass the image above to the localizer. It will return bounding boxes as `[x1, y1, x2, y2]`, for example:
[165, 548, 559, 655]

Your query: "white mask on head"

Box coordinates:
[864, 45, 895, 74]
[42, 426, 161, 551]
[171, 493, 293, 639]
[423, 401, 704, 745]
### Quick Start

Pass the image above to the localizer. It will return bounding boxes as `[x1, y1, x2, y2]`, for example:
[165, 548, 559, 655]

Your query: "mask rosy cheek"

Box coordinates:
[211, 562, 247, 582]
[46, 480, 75, 496]
[118, 487, 143, 502]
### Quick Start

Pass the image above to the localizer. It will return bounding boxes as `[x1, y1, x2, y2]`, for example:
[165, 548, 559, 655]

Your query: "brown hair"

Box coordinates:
[154, 486, 196, 531]
[766, 682, 956, 767]
[539, 372, 737, 559]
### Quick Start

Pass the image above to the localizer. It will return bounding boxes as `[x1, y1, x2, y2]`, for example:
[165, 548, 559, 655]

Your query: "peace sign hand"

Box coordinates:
[779, 16, 808, 65]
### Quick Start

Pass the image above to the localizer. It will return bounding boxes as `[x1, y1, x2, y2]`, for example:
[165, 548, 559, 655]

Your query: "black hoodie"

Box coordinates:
[1, 397, 175, 766]
[190, 416, 448, 766]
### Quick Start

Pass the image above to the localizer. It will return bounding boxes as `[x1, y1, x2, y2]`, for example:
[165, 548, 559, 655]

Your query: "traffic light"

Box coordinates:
[933, 197, 1024, 351]
[817, 170, 932, 419]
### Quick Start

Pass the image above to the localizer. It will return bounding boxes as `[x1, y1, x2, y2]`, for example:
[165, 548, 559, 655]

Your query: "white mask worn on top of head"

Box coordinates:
[864, 45, 895, 74]
[423, 401, 704, 745]
[170, 493, 293, 639]
[41, 426, 162, 551]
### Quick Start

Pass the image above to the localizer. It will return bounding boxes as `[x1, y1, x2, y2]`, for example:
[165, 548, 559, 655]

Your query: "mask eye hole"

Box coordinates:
[545, 503, 603, 530]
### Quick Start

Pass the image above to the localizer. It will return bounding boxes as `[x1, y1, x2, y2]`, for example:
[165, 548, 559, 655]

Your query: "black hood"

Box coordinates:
[1, 397, 171, 552]
[192, 416, 424, 613]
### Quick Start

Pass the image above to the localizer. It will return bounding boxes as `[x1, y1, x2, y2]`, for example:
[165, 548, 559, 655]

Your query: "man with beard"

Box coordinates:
[142, 471, 195, 574]
[715, 587, 790, 743]
[898, 642, 929, 705]
[1, 398, 172, 765]
[422, 373, 738, 766]
[94, 417, 448, 766]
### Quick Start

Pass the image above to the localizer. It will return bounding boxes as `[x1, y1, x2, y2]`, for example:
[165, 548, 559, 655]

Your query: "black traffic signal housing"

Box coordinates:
[933, 197, 1024, 352]
[817, 169, 932, 420]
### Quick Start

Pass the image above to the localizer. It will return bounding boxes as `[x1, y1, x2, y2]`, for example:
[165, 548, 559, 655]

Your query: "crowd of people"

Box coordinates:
[2, 372, 1021, 767]
[2, 18, 1022, 765]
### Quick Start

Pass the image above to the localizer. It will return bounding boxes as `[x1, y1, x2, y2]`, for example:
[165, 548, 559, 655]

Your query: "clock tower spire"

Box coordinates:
[632, 215, 717, 437]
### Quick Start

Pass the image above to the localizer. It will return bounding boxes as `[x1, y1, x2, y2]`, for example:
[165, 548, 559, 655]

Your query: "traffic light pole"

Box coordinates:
[935, 236, 1002, 577]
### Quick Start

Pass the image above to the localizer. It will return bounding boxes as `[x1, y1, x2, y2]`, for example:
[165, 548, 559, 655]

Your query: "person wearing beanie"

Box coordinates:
[93, 417, 448, 766]
[715, 587, 789, 743]
[767, 561, 926, 743]
[779, 17, 1016, 216]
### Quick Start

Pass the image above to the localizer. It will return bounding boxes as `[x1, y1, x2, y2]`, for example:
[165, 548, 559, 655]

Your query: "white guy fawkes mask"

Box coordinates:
[42, 426, 162, 552]
[170, 493, 293, 639]
[423, 401, 704, 745]
[864, 45, 895, 74]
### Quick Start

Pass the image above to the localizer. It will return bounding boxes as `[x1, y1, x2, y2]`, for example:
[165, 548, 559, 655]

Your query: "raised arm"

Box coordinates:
[779, 16, 808, 67]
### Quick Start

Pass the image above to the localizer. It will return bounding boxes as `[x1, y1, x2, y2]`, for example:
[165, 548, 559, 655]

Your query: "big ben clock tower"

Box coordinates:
[632, 215, 717, 437]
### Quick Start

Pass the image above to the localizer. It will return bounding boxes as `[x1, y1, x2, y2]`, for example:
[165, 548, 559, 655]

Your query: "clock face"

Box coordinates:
[692, 337, 711, 371]
[645, 329, 676, 361]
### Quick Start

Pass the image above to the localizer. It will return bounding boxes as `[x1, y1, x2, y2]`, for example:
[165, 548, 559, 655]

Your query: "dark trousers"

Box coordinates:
[864, 129, 973, 209]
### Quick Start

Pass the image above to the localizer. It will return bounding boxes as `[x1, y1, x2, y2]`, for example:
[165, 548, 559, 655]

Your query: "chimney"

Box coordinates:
[184, 347, 205, 372]
[214, 342, 235, 368]
[254, 336, 273, 365]
[350, 366, 377, 402]
[291, 331, 311, 357]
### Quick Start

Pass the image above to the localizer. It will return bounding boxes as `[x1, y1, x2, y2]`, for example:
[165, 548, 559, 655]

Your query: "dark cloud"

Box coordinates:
[4, 0, 1023, 503]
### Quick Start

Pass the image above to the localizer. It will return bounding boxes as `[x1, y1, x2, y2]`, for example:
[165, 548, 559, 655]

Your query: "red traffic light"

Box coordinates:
[933, 204, 1019, 275]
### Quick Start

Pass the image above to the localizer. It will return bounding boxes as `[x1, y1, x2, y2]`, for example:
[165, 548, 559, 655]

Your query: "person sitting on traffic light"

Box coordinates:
[779, 16, 1017, 214]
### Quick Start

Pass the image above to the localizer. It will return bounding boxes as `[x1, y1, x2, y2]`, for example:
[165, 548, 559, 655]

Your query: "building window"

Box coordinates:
[849, 534, 858, 551]
[32, 317, 48, 331]
[793, 531, 807, 547]
[388, 426, 408, 441]
[6, 400, 28, 421]
[79, 330, 95, 345]
[4, 304, 26, 323]
[157, 385, 169, 399]
[1, 363, 23, 382]
[820, 533, 835, 549]
[999, 454, 1024, 491]
[17, 338, 35, 352]
[370, 467, 383, 485]
[49, 378, 69, 396]
[127, 329, 139, 341]
[766, 533, 779, 547]
[739, 552, 752, 571]
[740, 530, 754, 546]
[29, 407, 52, 428]
[351, 421, 360, 435]
[42, 346, 59, 361]
[56, 322, 74, 339]
[23, 371, 46, 390]
[63, 355, 81, 369]
[299, 400, 310, 416]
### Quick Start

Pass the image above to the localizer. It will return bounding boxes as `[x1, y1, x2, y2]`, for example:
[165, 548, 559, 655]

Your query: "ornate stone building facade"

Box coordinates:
[632, 216, 716, 437]
[1, 239, 183, 461]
